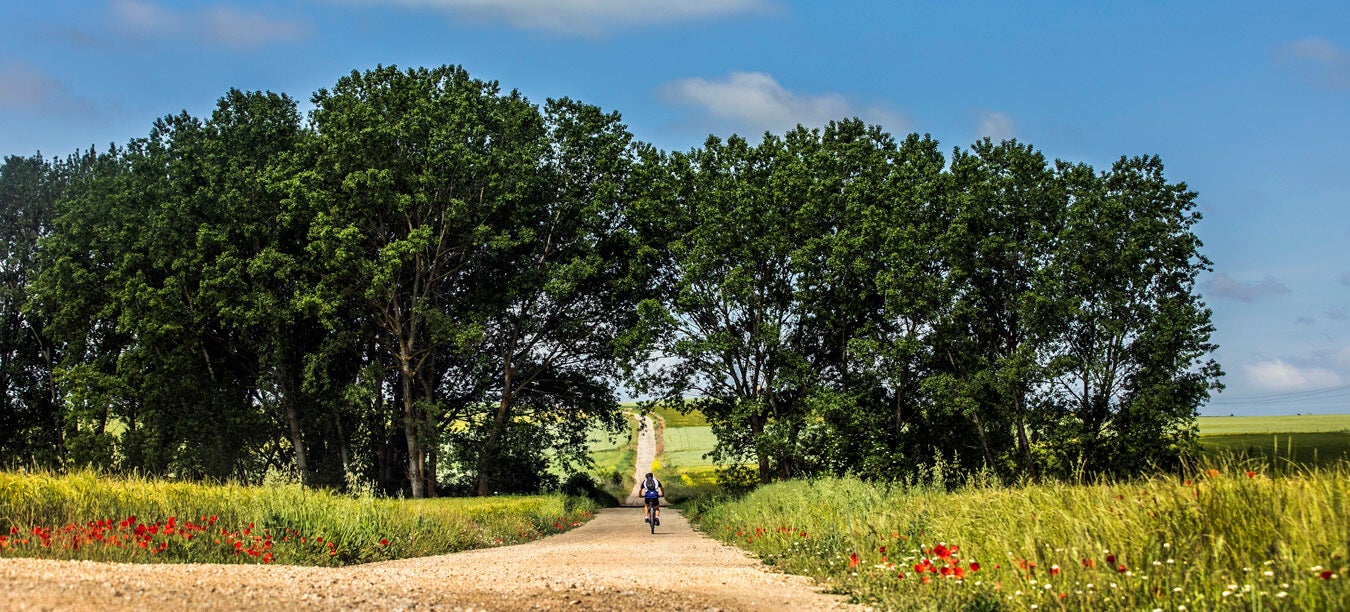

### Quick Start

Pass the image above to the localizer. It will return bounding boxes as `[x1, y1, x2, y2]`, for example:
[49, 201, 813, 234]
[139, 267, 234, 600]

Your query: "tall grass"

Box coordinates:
[0, 470, 597, 566]
[687, 460, 1349, 610]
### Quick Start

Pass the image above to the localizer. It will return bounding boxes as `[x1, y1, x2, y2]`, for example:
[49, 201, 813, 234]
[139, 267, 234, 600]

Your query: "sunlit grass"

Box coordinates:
[0, 470, 597, 566]
[687, 459, 1349, 610]
[1197, 414, 1350, 435]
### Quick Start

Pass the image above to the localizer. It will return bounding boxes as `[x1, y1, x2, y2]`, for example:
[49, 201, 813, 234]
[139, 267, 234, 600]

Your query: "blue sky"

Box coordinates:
[2, 1, 1347, 414]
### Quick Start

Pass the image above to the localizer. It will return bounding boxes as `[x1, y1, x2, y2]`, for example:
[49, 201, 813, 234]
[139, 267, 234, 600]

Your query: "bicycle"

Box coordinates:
[644, 495, 661, 534]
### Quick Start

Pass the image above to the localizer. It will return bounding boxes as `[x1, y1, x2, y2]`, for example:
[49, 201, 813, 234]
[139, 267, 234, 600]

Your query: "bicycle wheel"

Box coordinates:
[649, 501, 656, 534]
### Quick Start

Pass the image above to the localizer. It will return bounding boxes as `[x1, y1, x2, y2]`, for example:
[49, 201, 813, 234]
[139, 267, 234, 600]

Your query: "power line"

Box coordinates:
[1208, 384, 1350, 407]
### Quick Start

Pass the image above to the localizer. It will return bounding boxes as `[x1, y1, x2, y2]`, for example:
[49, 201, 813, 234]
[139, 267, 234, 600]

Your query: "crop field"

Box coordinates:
[0, 471, 596, 566]
[1197, 414, 1350, 435]
[649, 404, 709, 428]
[1197, 414, 1350, 469]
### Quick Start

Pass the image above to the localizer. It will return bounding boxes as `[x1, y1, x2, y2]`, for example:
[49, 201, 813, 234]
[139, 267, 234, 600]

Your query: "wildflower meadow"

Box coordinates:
[687, 461, 1349, 610]
[0, 470, 596, 566]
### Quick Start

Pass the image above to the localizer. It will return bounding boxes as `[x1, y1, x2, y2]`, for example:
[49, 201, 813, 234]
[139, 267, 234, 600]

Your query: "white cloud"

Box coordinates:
[1243, 360, 1343, 392]
[976, 111, 1016, 141]
[660, 71, 907, 136]
[1206, 272, 1290, 302]
[205, 6, 308, 47]
[0, 61, 98, 119]
[345, 0, 772, 35]
[1279, 36, 1350, 88]
[1284, 37, 1344, 62]
[0, 62, 63, 111]
[111, 0, 306, 48]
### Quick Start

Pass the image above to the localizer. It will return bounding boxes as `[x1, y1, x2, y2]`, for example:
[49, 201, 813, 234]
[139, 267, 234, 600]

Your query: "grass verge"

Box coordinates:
[685, 461, 1349, 610]
[0, 470, 597, 566]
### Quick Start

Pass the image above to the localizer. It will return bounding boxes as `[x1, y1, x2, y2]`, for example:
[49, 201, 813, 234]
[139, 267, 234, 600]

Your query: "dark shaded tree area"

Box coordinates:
[0, 66, 1221, 495]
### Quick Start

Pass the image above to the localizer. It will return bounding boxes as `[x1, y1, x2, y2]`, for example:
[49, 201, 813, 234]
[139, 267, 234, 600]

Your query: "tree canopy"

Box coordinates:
[0, 65, 1222, 494]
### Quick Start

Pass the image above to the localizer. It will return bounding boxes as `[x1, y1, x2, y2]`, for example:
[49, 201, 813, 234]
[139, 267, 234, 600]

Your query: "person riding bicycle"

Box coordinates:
[640, 472, 664, 526]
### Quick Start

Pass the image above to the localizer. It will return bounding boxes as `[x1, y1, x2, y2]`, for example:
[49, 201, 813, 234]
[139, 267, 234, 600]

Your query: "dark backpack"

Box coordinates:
[644, 476, 658, 493]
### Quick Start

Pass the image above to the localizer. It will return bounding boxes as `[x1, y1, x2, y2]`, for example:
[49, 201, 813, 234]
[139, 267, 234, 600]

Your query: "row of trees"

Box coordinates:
[0, 65, 1222, 495]
[632, 123, 1222, 482]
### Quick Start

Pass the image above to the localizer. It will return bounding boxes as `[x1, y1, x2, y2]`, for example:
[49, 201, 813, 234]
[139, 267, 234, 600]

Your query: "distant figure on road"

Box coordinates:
[641, 472, 664, 526]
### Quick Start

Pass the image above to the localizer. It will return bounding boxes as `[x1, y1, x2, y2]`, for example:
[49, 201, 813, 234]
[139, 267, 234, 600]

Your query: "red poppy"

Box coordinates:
[849, 552, 860, 568]
[1320, 570, 1334, 580]
[1117, 564, 1128, 573]
[380, 539, 389, 546]
[263, 552, 273, 564]
[1050, 565, 1061, 576]
[969, 562, 981, 572]
[921, 576, 931, 584]
[878, 546, 886, 554]
[934, 544, 951, 559]
[1206, 469, 1220, 478]
[1246, 471, 1257, 478]
[1105, 554, 1117, 565]
[1082, 558, 1096, 568]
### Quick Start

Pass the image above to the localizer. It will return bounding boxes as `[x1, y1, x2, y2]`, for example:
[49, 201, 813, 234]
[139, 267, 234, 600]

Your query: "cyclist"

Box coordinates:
[640, 472, 664, 526]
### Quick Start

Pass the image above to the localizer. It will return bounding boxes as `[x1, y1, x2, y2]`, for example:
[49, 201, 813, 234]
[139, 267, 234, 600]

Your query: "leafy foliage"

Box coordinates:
[1, 64, 1221, 492]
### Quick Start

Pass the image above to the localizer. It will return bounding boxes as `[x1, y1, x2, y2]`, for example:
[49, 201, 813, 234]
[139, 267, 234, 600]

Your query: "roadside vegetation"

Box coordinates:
[685, 462, 1348, 610]
[657, 409, 1348, 609]
[0, 470, 596, 566]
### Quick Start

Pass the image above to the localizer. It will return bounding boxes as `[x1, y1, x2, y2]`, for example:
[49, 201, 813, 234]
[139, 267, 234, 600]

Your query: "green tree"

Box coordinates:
[1036, 156, 1222, 476]
[931, 138, 1064, 479]
[634, 132, 822, 483]
[467, 98, 641, 495]
[0, 153, 67, 467]
[304, 65, 550, 497]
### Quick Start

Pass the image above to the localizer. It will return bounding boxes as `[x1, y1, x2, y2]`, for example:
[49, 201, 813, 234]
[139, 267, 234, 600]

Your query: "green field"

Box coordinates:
[1197, 414, 1350, 435]
[649, 404, 709, 428]
[1197, 414, 1350, 469]
[660, 426, 717, 467]
[1200, 432, 1350, 467]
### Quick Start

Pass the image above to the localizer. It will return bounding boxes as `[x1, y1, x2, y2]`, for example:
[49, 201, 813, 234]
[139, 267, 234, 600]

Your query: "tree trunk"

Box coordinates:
[284, 398, 310, 486]
[750, 414, 770, 484]
[1013, 393, 1039, 483]
[400, 366, 425, 498]
[477, 389, 512, 497]
[969, 411, 998, 474]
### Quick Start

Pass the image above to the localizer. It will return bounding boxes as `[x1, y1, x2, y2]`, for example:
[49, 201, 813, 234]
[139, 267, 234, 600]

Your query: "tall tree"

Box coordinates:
[0, 154, 66, 467]
[1036, 156, 1222, 476]
[634, 132, 819, 483]
[467, 98, 640, 495]
[304, 65, 548, 497]
[934, 138, 1064, 479]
